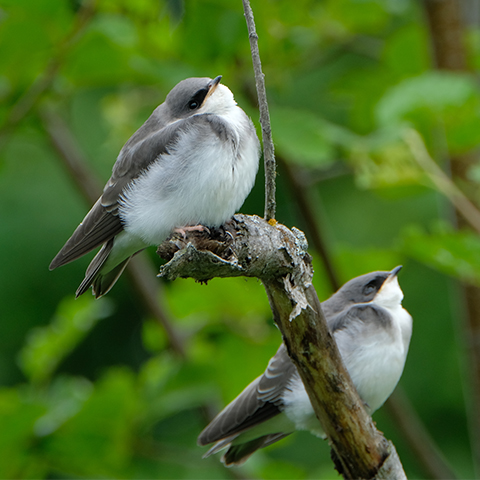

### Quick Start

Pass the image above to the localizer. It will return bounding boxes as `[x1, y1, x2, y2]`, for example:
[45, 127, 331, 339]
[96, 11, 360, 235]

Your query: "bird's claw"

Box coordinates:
[173, 225, 210, 238]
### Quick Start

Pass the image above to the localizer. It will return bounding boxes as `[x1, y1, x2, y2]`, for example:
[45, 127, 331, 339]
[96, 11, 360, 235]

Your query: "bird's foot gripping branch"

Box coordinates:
[157, 214, 407, 480]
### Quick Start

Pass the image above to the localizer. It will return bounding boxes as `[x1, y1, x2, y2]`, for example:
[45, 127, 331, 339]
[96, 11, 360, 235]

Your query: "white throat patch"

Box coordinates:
[200, 84, 237, 115]
[373, 276, 404, 310]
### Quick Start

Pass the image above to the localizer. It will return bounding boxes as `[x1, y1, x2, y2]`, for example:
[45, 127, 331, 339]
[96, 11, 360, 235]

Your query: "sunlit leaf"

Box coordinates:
[270, 106, 337, 167]
[349, 128, 425, 190]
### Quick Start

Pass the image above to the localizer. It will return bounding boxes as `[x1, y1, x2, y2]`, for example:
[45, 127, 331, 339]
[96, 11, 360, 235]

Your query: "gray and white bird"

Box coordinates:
[50, 76, 260, 297]
[198, 266, 412, 466]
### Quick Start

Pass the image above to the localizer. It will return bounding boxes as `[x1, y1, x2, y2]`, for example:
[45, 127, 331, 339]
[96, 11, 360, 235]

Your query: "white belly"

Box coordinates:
[119, 110, 259, 245]
[281, 306, 412, 433]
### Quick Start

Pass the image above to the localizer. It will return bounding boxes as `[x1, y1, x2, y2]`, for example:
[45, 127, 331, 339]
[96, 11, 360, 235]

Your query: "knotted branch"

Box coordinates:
[157, 214, 406, 479]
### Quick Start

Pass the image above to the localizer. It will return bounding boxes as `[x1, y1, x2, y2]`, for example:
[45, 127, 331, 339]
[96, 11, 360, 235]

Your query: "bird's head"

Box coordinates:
[324, 266, 404, 314]
[166, 76, 236, 120]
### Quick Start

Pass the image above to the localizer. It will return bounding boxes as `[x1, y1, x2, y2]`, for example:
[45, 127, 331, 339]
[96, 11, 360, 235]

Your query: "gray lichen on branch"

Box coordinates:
[157, 214, 406, 479]
[158, 214, 310, 284]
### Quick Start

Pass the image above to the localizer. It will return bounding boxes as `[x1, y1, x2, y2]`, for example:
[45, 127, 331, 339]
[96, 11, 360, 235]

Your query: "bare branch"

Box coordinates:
[423, 0, 468, 71]
[158, 215, 406, 479]
[242, 0, 276, 221]
[405, 129, 480, 236]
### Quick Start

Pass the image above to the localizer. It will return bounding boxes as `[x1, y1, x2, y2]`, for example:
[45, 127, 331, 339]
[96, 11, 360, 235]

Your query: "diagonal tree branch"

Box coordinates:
[157, 216, 406, 479]
[238, 2, 406, 476]
[405, 129, 480, 236]
[278, 152, 455, 479]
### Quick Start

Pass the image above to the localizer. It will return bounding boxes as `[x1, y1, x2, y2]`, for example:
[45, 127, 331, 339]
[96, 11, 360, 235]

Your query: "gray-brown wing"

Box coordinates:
[49, 199, 124, 269]
[49, 114, 223, 269]
[198, 343, 297, 446]
[50, 114, 235, 269]
[101, 113, 234, 209]
[328, 303, 392, 334]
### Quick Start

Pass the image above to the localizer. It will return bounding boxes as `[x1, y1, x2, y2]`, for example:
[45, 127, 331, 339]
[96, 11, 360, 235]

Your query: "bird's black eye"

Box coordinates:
[187, 87, 208, 111]
[363, 282, 377, 296]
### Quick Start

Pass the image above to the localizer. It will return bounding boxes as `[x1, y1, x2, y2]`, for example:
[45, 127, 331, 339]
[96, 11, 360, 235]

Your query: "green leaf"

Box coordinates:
[18, 296, 112, 384]
[33, 376, 93, 437]
[270, 106, 349, 167]
[349, 128, 425, 190]
[43, 368, 137, 477]
[382, 24, 429, 77]
[0, 388, 47, 478]
[401, 224, 480, 286]
[376, 72, 480, 153]
[165, 277, 271, 333]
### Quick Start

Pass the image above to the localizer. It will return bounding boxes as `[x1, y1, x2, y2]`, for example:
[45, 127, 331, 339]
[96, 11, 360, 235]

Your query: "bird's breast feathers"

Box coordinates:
[118, 108, 259, 245]
[281, 373, 325, 437]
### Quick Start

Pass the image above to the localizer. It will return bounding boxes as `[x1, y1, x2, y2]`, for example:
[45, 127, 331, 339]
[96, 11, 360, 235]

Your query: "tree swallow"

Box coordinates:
[49, 76, 260, 298]
[198, 266, 412, 466]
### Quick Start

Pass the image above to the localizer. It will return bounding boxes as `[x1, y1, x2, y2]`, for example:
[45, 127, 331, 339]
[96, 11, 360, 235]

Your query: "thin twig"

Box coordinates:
[39, 105, 187, 359]
[405, 129, 480, 235]
[242, 0, 276, 221]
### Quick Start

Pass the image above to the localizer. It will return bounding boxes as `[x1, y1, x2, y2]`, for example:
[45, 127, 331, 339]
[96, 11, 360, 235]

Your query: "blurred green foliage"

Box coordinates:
[0, 0, 479, 478]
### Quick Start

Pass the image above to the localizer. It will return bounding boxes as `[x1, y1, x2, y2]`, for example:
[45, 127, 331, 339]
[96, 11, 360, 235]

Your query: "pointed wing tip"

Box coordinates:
[75, 280, 95, 298]
[49, 254, 63, 271]
[75, 289, 99, 299]
[197, 424, 227, 448]
[197, 432, 210, 447]
[49, 248, 79, 270]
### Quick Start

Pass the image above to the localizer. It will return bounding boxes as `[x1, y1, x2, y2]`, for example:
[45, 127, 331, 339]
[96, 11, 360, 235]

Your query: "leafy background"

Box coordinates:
[0, 0, 479, 478]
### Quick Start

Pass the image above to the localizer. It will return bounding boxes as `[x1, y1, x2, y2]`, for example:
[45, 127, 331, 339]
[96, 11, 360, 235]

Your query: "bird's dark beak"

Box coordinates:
[377, 265, 402, 294]
[204, 75, 222, 100]
[388, 265, 402, 280]
[209, 75, 222, 90]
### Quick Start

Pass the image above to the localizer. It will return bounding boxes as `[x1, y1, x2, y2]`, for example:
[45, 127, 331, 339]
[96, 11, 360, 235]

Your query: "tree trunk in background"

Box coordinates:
[424, 0, 480, 474]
